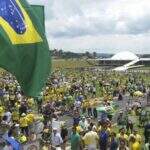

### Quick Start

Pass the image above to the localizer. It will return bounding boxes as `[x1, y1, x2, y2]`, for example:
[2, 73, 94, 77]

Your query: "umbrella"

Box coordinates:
[134, 91, 143, 97]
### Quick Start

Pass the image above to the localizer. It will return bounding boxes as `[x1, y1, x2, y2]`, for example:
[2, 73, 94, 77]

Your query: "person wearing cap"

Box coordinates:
[52, 128, 63, 150]
[19, 113, 29, 136]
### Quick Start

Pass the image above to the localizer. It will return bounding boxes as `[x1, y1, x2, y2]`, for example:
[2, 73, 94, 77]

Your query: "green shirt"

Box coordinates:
[71, 133, 80, 150]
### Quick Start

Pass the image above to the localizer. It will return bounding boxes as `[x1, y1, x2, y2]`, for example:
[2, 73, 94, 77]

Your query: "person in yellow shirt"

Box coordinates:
[41, 142, 51, 150]
[12, 109, 19, 123]
[97, 121, 111, 134]
[130, 136, 141, 150]
[15, 101, 21, 109]
[26, 111, 35, 125]
[26, 110, 35, 134]
[18, 133, 27, 144]
[0, 104, 5, 121]
[83, 126, 99, 149]
[117, 127, 128, 144]
[129, 129, 142, 144]
[76, 125, 83, 134]
[27, 97, 34, 109]
[19, 113, 29, 136]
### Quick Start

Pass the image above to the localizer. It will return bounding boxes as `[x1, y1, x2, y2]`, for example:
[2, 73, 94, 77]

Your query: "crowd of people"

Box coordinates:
[0, 69, 150, 150]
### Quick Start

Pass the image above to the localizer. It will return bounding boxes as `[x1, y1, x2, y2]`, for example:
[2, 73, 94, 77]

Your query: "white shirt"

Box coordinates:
[117, 147, 129, 150]
[93, 87, 96, 92]
[4, 112, 12, 123]
[52, 132, 63, 146]
[3, 94, 9, 101]
[3, 145, 13, 150]
[79, 120, 89, 130]
[17, 93, 22, 101]
[74, 101, 81, 108]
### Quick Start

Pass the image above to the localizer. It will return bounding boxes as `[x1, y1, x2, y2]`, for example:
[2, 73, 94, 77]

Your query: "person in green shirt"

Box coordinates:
[71, 126, 81, 150]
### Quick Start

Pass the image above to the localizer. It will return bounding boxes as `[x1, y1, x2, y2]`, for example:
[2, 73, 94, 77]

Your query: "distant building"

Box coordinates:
[98, 51, 150, 67]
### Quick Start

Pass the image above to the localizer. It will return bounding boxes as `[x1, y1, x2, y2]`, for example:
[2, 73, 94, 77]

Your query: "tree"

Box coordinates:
[85, 51, 90, 58]
[58, 49, 63, 58]
[93, 52, 97, 58]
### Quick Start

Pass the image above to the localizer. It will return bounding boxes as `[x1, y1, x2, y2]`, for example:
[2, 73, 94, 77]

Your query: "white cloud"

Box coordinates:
[49, 34, 150, 54]
[28, 0, 48, 5]
[29, 0, 150, 54]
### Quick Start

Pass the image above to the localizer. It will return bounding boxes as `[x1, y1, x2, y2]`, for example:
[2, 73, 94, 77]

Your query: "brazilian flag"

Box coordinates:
[0, 0, 51, 97]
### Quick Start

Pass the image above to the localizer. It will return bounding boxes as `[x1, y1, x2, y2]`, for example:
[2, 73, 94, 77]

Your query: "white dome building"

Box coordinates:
[111, 51, 139, 60]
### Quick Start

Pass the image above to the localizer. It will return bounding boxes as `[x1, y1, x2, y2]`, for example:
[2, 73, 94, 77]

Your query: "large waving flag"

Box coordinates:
[0, 0, 51, 97]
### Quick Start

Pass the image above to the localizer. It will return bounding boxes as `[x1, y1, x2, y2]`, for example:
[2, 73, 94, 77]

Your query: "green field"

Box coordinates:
[52, 59, 93, 70]
[1, 58, 150, 73]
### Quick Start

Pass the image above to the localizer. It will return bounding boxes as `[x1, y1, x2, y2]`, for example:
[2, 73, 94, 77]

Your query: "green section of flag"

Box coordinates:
[0, 0, 51, 97]
[31, 5, 45, 33]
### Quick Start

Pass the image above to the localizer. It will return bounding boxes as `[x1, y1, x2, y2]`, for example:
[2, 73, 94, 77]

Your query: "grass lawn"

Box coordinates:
[52, 58, 94, 70]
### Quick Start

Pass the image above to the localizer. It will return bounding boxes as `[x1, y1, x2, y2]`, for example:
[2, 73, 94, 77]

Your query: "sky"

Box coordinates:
[28, 0, 150, 54]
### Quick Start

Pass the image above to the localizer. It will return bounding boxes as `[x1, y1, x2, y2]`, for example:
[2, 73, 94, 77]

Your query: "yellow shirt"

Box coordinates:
[28, 98, 34, 107]
[129, 134, 142, 143]
[83, 131, 99, 145]
[15, 103, 20, 109]
[0, 106, 4, 117]
[12, 111, 19, 121]
[19, 117, 29, 127]
[42, 146, 49, 150]
[44, 95, 50, 102]
[76, 125, 83, 133]
[117, 133, 128, 141]
[131, 142, 141, 150]
[26, 113, 34, 125]
[19, 135, 27, 143]
[98, 126, 111, 133]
